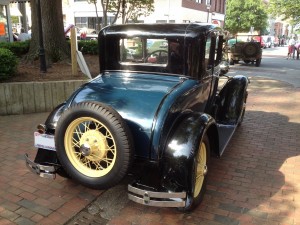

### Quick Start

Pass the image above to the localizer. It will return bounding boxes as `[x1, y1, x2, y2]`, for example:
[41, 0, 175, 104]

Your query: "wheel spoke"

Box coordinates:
[74, 126, 83, 140]
[93, 161, 105, 170]
[72, 137, 81, 148]
[95, 122, 103, 131]
[102, 156, 113, 165]
[105, 130, 113, 140]
[82, 121, 91, 132]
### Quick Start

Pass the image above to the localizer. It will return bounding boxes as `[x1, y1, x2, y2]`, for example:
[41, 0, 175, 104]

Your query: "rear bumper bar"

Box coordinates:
[128, 184, 186, 207]
[25, 154, 57, 179]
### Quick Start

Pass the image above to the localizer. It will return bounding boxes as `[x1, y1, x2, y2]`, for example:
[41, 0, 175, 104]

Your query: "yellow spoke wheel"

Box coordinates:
[55, 102, 132, 189]
[194, 141, 207, 198]
[64, 117, 116, 178]
[188, 134, 210, 211]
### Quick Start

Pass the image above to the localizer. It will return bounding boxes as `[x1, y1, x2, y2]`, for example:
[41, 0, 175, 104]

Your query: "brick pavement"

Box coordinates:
[0, 77, 300, 225]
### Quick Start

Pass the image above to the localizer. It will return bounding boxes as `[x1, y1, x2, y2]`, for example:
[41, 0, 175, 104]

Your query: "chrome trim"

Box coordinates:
[128, 184, 186, 207]
[24, 154, 56, 179]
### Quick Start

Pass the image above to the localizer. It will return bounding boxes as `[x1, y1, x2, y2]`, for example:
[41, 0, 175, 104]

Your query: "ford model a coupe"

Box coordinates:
[25, 23, 248, 211]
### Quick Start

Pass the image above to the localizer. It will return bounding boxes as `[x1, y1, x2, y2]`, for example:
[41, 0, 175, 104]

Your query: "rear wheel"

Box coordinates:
[255, 58, 261, 67]
[183, 134, 210, 211]
[55, 102, 133, 189]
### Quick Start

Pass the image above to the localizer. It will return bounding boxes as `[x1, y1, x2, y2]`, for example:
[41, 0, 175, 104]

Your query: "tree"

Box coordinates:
[225, 0, 268, 34]
[268, 0, 300, 25]
[28, 0, 69, 63]
[100, 0, 154, 26]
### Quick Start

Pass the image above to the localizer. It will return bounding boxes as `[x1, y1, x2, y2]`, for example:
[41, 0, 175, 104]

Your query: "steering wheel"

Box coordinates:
[145, 50, 168, 64]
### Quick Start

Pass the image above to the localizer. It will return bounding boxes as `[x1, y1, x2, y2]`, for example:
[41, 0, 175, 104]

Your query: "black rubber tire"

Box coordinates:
[244, 60, 251, 64]
[238, 91, 248, 126]
[183, 134, 210, 211]
[55, 102, 133, 189]
[243, 42, 260, 58]
[255, 58, 261, 67]
[229, 59, 234, 65]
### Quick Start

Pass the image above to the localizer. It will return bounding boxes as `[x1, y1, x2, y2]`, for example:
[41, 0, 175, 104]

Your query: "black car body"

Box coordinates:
[25, 23, 249, 211]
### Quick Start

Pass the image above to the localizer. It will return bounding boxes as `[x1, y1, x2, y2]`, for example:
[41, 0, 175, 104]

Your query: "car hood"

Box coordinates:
[67, 72, 185, 157]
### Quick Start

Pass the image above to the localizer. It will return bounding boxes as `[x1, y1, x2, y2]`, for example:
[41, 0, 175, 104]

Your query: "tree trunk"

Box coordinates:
[28, 0, 69, 64]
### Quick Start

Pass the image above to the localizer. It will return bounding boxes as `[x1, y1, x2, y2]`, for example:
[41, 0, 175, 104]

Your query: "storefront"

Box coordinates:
[0, 0, 13, 42]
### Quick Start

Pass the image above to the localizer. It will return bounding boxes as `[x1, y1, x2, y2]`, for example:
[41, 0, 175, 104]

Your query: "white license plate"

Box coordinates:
[34, 132, 56, 151]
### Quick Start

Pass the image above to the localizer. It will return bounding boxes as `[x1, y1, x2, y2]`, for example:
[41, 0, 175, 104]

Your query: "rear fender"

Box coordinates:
[32, 103, 67, 168]
[216, 75, 249, 125]
[45, 103, 66, 131]
[160, 112, 216, 196]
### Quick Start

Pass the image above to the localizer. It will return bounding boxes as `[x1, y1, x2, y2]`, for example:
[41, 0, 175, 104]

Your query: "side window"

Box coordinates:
[205, 36, 212, 70]
[206, 33, 217, 71]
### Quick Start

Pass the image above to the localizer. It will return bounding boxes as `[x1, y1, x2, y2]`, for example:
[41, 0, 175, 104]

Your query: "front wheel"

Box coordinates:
[55, 102, 133, 189]
[238, 91, 248, 126]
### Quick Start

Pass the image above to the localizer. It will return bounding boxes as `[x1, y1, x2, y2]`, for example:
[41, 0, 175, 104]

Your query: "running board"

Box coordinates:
[217, 124, 236, 156]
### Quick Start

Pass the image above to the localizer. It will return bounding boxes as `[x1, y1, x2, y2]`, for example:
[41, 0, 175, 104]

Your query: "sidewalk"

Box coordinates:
[0, 77, 300, 225]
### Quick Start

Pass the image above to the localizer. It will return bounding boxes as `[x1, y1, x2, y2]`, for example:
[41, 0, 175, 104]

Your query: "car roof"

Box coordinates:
[99, 23, 219, 40]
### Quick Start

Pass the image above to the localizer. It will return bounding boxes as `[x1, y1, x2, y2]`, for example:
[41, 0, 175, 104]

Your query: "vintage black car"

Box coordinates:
[25, 23, 249, 211]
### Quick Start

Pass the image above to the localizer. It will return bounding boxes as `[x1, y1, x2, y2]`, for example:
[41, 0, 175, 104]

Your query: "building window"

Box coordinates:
[75, 17, 87, 28]
[74, 0, 86, 2]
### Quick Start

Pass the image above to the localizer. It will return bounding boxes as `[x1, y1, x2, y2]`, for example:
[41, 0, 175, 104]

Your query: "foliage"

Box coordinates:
[0, 41, 30, 57]
[101, 0, 154, 26]
[0, 48, 18, 80]
[77, 40, 98, 55]
[268, 0, 300, 25]
[225, 0, 268, 34]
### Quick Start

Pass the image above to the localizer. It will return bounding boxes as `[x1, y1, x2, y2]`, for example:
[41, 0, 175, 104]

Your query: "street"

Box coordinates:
[229, 46, 300, 88]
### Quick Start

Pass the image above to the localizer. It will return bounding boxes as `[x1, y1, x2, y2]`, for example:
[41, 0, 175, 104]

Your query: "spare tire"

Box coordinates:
[55, 102, 133, 189]
[242, 42, 260, 58]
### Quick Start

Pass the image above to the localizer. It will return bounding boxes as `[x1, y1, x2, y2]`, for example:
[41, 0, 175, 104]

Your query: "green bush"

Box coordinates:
[77, 40, 98, 55]
[0, 40, 30, 57]
[0, 48, 18, 80]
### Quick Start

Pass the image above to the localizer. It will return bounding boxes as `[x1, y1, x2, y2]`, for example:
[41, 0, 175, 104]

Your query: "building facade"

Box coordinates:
[63, 0, 226, 33]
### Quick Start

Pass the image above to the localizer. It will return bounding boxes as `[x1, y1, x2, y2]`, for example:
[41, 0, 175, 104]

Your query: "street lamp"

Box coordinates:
[206, 1, 211, 23]
[36, 0, 47, 73]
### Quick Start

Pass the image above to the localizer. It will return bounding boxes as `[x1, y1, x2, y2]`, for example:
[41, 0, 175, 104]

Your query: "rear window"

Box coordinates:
[120, 38, 168, 66]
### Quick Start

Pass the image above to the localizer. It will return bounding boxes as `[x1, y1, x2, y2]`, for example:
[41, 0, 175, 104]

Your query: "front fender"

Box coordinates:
[217, 75, 249, 125]
[160, 112, 215, 196]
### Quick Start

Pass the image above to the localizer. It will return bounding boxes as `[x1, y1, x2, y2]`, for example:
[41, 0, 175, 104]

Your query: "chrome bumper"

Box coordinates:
[128, 184, 186, 207]
[24, 154, 57, 179]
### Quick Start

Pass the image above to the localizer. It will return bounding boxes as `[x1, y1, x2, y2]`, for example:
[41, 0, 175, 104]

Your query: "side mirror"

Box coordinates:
[220, 60, 230, 76]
